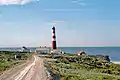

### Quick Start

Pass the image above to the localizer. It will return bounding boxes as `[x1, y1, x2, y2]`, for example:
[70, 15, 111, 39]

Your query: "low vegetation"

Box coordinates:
[44, 54, 120, 80]
[0, 51, 32, 75]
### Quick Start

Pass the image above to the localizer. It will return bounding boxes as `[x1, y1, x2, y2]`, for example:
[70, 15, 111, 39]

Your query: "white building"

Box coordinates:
[50, 49, 64, 54]
[35, 47, 50, 54]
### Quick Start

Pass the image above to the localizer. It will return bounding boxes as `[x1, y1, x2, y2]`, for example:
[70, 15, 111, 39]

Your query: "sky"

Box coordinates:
[0, 0, 120, 47]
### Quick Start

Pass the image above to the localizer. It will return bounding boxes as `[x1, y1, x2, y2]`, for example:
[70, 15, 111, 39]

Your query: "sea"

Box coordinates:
[0, 47, 120, 61]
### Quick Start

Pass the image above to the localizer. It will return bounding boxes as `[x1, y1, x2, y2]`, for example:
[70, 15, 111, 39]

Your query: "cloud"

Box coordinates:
[71, 0, 81, 3]
[44, 9, 89, 12]
[0, 0, 38, 5]
[52, 20, 65, 23]
[47, 20, 65, 26]
[71, 0, 86, 6]
[78, 2, 86, 6]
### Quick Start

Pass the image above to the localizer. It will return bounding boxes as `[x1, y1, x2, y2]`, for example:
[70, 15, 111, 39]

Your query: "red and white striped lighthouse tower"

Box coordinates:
[52, 26, 57, 50]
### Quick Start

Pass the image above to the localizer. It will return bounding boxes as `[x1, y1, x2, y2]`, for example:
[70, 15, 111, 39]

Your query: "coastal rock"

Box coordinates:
[95, 55, 110, 62]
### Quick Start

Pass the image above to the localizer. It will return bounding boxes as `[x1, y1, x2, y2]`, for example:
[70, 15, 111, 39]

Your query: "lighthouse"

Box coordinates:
[52, 26, 57, 50]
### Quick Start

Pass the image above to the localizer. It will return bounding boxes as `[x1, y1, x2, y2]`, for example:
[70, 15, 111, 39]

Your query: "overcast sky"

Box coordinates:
[0, 0, 120, 47]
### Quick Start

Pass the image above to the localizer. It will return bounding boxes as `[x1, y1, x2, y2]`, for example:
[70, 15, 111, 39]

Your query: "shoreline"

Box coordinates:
[112, 61, 120, 64]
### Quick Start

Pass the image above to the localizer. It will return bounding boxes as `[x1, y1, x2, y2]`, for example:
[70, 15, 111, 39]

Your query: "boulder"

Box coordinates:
[95, 55, 110, 62]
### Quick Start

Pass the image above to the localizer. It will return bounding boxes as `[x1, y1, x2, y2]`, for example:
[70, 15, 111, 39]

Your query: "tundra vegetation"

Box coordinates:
[0, 51, 32, 75]
[44, 54, 120, 80]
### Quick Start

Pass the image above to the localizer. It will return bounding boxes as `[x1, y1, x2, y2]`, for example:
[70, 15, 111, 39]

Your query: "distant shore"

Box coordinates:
[112, 61, 120, 64]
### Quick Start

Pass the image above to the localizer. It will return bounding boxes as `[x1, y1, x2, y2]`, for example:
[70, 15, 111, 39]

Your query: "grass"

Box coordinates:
[44, 54, 120, 80]
[0, 51, 33, 74]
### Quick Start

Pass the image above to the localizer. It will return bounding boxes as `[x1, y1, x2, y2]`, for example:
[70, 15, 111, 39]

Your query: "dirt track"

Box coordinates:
[0, 55, 48, 80]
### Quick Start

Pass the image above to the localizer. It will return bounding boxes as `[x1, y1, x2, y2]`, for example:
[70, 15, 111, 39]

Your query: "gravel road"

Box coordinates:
[0, 55, 49, 80]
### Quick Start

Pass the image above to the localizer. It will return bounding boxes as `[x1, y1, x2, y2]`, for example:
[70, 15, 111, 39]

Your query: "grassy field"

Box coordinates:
[44, 54, 120, 80]
[0, 51, 32, 75]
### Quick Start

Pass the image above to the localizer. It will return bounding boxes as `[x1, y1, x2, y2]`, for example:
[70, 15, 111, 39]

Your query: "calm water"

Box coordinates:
[59, 47, 120, 61]
[0, 47, 120, 61]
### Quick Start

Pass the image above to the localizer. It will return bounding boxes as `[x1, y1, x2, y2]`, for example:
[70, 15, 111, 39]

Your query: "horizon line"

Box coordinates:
[0, 46, 120, 48]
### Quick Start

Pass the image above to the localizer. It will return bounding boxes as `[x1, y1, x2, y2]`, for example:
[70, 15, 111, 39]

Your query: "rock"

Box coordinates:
[95, 55, 110, 62]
